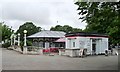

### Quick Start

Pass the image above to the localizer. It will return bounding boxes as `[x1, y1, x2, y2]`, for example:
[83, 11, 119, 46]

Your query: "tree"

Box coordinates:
[16, 22, 42, 40]
[50, 25, 63, 31]
[72, 28, 83, 33]
[0, 22, 13, 48]
[0, 22, 13, 42]
[50, 25, 82, 33]
[75, 2, 120, 44]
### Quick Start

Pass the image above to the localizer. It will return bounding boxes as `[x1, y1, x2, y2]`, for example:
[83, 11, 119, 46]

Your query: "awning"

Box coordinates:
[55, 38, 66, 42]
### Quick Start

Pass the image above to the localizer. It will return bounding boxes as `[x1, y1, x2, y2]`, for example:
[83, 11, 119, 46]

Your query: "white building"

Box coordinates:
[65, 32, 109, 56]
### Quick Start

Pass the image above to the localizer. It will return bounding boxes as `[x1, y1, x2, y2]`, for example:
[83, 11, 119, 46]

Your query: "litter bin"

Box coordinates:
[105, 50, 108, 56]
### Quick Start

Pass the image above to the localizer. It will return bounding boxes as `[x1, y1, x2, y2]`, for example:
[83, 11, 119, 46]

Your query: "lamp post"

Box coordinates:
[10, 34, 13, 46]
[23, 30, 27, 46]
[18, 33, 20, 46]
[10, 26, 13, 46]
[23, 30, 27, 54]
[14, 34, 16, 46]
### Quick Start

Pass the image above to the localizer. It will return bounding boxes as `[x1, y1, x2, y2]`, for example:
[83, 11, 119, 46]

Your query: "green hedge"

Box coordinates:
[2, 42, 11, 48]
[20, 40, 32, 51]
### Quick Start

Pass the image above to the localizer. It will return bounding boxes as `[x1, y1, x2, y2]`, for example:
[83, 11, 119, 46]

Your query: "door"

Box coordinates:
[92, 39, 96, 55]
[92, 44, 96, 53]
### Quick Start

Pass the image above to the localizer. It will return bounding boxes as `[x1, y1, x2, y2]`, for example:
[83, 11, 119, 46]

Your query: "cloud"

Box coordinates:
[3, 2, 52, 24]
[1, 0, 87, 31]
[0, 4, 2, 22]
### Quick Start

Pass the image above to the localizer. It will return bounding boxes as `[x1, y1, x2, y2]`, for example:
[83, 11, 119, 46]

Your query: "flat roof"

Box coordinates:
[65, 32, 109, 38]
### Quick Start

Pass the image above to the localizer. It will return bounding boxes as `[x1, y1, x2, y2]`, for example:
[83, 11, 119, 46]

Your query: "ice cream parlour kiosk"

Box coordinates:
[64, 32, 109, 57]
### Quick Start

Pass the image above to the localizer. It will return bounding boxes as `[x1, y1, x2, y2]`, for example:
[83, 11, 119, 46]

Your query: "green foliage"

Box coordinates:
[16, 22, 42, 40]
[27, 40, 32, 46]
[72, 28, 83, 33]
[19, 40, 32, 51]
[75, 2, 120, 44]
[2, 42, 11, 48]
[0, 22, 13, 48]
[1, 23, 13, 42]
[50, 25, 82, 33]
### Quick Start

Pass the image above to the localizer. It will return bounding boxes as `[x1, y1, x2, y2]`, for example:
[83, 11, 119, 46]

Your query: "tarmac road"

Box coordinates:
[2, 48, 118, 70]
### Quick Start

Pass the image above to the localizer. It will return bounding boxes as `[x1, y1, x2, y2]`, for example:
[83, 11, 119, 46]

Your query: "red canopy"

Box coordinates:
[55, 38, 65, 42]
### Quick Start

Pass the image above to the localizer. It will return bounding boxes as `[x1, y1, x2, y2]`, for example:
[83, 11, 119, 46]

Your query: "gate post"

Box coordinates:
[23, 46, 27, 54]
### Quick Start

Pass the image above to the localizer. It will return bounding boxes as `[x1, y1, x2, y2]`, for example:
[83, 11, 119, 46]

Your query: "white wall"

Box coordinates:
[101, 38, 108, 53]
[66, 37, 79, 49]
[85, 38, 91, 54]
[96, 39, 100, 54]
[78, 37, 86, 48]
[66, 36, 108, 54]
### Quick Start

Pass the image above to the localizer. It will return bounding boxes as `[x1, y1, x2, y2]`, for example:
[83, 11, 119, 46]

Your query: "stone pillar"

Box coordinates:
[90, 39, 92, 55]
[100, 40, 102, 54]
[18, 33, 20, 46]
[23, 46, 27, 54]
[14, 35, 16, 46]
[59, 49, 62, 55]
[39, 48, 43, 55]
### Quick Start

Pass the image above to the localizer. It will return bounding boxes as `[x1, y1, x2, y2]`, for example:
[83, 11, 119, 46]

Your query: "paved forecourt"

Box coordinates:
[0, 48, 2, 71]
[2, 48, 118, 70]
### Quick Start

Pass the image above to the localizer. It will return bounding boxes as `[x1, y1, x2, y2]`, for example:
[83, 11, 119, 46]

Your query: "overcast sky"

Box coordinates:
[0, 0, 87, 31]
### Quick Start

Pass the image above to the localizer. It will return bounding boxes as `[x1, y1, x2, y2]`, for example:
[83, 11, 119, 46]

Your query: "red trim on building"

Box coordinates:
[66, 35, 109, 38]
[66, 36, 78, 39]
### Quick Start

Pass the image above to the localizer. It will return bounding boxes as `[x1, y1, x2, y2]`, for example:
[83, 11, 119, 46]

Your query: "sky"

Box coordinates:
[0, 0, 87, 31]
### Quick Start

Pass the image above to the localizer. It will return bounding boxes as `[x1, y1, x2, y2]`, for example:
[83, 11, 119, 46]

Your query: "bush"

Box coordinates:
[27, 40, 32, 46]
[20, 40, 32, 51]
[2, 42, 11, 48]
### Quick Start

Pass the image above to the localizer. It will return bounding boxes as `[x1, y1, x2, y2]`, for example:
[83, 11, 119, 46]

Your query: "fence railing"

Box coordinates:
[27, 46, 43, 52]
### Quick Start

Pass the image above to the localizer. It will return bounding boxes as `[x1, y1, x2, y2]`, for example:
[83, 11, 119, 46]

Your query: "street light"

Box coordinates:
[18, 33, 20, 46]
[23, 30, 27, 46]
[14, 34, 16, 46]
[10, 34, 13, 46]
[10, 26, 14, 46]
